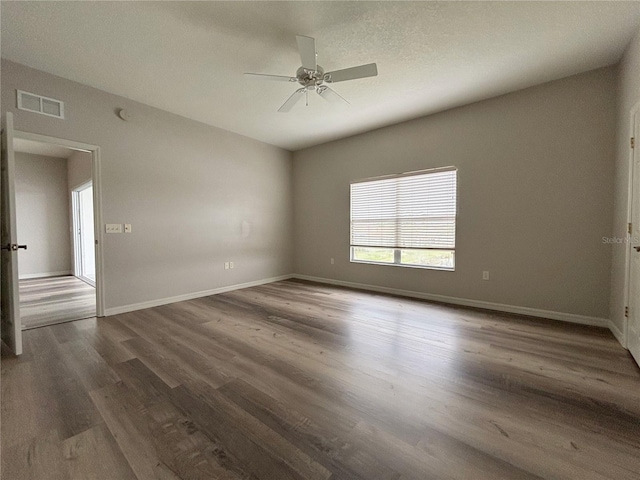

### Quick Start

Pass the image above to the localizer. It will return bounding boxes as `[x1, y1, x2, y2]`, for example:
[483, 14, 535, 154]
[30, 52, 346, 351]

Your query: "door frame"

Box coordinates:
[13, 130, 105, 317]
[622, 102, 640, 349]
[71, 180, 95, 287]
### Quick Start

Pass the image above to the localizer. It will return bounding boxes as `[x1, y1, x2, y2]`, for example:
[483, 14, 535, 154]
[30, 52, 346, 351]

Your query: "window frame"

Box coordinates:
[349, 166, 458, 271]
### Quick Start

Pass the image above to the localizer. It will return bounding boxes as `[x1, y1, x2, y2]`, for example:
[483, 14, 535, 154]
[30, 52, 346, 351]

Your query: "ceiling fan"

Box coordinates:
[245, 35, 378, 113]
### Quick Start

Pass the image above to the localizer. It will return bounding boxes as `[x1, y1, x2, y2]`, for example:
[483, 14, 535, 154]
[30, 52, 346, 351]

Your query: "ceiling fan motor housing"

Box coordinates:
[296, 65, 325, 89]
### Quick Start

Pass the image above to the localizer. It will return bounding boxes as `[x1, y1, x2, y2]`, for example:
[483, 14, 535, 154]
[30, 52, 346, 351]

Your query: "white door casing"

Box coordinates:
[628, 109, 640, 366]
[72, 183, 96, 286]
[12, 129, 105, 318]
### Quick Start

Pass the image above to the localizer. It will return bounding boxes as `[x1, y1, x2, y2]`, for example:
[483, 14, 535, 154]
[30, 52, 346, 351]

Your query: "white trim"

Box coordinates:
[19, 271, 72, 280]
[93, 147, 105, 317]
[13, 130, 94, 153]
[102, 271, 610, 330]
[609, 319, 626, 347]
[76, 275, 95, 288]
[72, 179, 92, 192]
[621, 102, 640, 349]
[71, 190, 80, 278]
[104, 275, 294, 316]
[292, 274, 609, 327]
[13, 130, 105, 317]
[350, 165, 457, 185]
[71, 182, 95, 285]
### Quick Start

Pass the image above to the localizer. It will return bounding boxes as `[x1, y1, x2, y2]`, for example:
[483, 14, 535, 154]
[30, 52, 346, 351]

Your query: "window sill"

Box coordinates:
[349, 259, 455, 272]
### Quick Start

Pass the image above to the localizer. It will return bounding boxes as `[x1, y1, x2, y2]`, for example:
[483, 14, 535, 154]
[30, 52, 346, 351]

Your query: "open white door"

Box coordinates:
[72, 183, 96, 287]
[629, 111, 640, 366]
[1, 112, 23, 355]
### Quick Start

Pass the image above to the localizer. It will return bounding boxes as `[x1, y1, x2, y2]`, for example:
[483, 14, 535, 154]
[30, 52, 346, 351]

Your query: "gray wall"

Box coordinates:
[15, 152, 71, 278]
[2, 60, 293, 311]
[293, 67, 616, 319]
[67, 150, 92, 190]
[611, 26, 640, 335]
[1, 58, 620, 321]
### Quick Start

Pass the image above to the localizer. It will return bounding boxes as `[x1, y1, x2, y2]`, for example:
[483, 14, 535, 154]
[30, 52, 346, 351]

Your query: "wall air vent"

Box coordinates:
[16, 90, 64, 119]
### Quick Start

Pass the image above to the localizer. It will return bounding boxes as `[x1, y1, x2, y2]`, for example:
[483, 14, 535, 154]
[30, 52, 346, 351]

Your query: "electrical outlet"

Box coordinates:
[330, 258, 334, 265]
[105, 224, 122, 234]
[224, 262, 229, 270]
[229, 261, 234, 269]
[482, 271, 490, 280]
[124, 224, 132, 233]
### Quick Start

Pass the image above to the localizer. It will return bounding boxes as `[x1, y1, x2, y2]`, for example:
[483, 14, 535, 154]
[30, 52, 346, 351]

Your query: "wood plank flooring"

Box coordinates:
[19, 276, 96, 329]
[2, 279, 640, 479]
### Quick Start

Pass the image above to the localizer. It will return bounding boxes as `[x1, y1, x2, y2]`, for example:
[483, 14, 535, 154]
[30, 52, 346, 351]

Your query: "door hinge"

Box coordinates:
[632, 137, 635, 149]
[625, 306, 629, 318]
[629, 223, 633, 235]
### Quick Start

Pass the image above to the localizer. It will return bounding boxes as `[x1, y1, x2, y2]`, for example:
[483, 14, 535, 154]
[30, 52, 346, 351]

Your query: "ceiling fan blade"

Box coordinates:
[244, 73, 296, 82]
[296, 35, 317, 71]
[278, 88, 306, 113]
[317, 86, 349, 105]
[324, 63, 378, 83]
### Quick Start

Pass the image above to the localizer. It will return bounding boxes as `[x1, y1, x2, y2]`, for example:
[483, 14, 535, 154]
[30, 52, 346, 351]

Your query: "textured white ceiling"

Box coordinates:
[2, 2, 640, 151]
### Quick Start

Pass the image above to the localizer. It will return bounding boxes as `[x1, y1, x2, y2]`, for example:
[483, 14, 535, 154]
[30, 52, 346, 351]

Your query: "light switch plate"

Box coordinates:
[124, 224, 132, 233]
[106, 224, 122, 234]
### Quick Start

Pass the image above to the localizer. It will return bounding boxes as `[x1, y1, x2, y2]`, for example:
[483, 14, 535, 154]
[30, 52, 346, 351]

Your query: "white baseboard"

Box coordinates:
[103, 272, 610, 330]
[608, 319, 627, 348]
[292, 274, 609, 328]
[19, 270, 72, 280]
[104, 274, 294, 316]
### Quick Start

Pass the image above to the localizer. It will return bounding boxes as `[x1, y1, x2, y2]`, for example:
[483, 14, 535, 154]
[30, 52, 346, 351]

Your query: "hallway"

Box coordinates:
[19, 276, 96, 329]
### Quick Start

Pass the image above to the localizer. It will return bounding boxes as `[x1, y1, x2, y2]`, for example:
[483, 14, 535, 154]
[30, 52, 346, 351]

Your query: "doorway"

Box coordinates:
[13, 137, 97, 329]
[2, 115, 105, 353]
[72, 182, 95, 287]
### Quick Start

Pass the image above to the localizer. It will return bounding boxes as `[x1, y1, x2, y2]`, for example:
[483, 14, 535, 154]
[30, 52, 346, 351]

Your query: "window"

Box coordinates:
[350, 167, 457, 270]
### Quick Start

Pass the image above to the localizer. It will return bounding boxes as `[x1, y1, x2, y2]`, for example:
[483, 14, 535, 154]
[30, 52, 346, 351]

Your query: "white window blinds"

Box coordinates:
[350, 168, 457, 250]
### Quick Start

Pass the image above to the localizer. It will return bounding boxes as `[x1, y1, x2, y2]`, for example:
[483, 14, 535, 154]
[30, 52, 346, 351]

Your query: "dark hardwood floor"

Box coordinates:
[2, 279, 640, 479]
